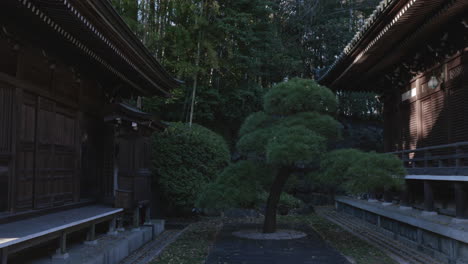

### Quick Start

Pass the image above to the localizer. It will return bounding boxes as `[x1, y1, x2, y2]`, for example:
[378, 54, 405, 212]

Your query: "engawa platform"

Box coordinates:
[0, 205, 123, 264]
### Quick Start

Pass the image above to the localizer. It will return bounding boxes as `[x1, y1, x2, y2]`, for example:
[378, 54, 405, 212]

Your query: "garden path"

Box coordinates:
[205, 223, 350, 264]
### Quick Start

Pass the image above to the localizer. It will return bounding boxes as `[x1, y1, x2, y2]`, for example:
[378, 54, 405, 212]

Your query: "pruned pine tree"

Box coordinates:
[236, 78, 341, 233]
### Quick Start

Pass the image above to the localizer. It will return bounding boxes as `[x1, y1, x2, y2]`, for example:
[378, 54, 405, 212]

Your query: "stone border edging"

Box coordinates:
[335, 197, 468, 244]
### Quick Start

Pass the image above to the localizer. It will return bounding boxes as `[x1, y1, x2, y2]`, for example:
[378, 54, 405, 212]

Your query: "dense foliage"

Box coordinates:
[199, 78, 341, 232]
[152, 122, 230, 208]
[111, 0, 383, 146]
[315, 149, 405, 195]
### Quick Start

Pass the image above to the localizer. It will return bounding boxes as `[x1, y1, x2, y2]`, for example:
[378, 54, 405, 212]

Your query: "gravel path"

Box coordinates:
[205, 223, 350, 264]
[119, 227, 189, 264]
[317, 207, 440, 264]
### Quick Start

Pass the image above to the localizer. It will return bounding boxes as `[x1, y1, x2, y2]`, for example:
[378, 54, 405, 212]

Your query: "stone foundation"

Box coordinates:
[336, 197, 468, 264]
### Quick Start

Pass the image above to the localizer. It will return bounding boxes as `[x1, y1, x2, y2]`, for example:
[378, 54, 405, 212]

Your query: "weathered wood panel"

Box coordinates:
[52, 63, 79, 102]
[0, 84, 14, 154]
[420, 89, 448, 148]
[34, 98, 55, 208]
[16, 92, 36, 210]
[0, 36, 18, 76]
[401, 102, 418, 150]
[18, 46, 52, 90]
[80, 116, 102, 198]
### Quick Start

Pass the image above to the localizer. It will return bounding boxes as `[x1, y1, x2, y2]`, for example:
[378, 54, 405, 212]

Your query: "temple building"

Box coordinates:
[319, 0, 468, 263]
[0, 0, 179, 263]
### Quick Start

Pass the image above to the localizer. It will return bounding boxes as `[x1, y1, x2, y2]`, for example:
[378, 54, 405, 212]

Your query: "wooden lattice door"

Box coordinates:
[16, 93, 77, 210]
[35, 99, 77, 208]
[16, 92, 36, 210]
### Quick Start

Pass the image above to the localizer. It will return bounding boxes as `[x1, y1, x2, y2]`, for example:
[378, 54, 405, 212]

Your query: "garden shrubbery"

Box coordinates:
[152, 122, 230, 210]
[313, 149, 405, 198]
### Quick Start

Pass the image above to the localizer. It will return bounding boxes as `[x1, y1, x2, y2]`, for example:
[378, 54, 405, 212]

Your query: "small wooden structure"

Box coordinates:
[104, 103, 166, 227]
[0, 0, 179, 262]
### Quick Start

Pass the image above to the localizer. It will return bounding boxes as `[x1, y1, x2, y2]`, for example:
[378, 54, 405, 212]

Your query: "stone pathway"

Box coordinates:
[205, 223, 350, 264]
[317, 207, 440, 264]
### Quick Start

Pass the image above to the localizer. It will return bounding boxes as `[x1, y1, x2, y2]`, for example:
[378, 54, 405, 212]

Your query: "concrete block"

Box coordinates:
[439, 236, 452, 256]
[152, 219, 165, 236]
[421, 230, 439, 251]
[51, 253, 69, 260]
[399, 206, 412, 210]
[84, 240, 98, 246]
[452, 218, 468, 224]
[421, 211, 438, 216]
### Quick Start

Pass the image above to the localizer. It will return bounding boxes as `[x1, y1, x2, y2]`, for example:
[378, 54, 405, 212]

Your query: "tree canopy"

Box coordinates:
[200, 78, 342, 232]
[111, 0, 383, 145]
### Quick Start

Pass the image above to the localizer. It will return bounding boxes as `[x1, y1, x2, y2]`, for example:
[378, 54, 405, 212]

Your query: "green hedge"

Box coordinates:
[152, 122, 230, 209]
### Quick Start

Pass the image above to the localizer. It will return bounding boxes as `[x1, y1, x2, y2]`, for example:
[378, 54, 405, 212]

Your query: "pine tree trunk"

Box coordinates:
[263, 166, 291, 233]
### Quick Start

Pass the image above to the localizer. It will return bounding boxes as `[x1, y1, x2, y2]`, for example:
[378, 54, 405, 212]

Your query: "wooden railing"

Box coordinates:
[389, 141, 468, 175]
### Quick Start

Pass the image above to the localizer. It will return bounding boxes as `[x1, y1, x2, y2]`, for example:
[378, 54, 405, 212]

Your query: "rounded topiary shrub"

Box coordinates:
[152, 122, 230, 209]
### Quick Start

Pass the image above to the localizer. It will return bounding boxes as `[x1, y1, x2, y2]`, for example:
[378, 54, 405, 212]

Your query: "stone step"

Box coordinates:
[317, 207, 440, 264]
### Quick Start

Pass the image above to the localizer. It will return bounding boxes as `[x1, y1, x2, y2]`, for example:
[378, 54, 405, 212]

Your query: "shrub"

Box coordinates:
[344, 152, 406, 194]
[196, 161, 275, 210]
[257, 191, 304, 210]
[152, 122, 230, 209]
[313, 149, 405, 197]
[315, 148, 367, 187]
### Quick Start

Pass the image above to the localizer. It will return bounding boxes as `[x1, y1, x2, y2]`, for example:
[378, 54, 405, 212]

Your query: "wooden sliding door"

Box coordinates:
[16, 92, 78, 210]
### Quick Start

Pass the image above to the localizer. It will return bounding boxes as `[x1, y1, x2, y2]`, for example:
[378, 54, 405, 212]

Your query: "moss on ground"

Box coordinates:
[151, 219, 222, 264]
[152, 212, 397, 264]
[278, 214, 397, 264]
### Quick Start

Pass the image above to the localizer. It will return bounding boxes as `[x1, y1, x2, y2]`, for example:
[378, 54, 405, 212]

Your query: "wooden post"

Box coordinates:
[52, 232, 69, 259]
[133, 207, 140, 229]
[145, 206, 151, 224]
[86, 224, 96, 241]
[454, 182, 467, 219]
[424, 151, 429, 168]
[1, 248, 8, 264]
[455, 147, 462, 174]
[108, 216, 118, 235]
[423, 180, 435, 213]
[117, 215, 124, 232]
[59, 232, 67, 255]
[399, 187, 411, 208]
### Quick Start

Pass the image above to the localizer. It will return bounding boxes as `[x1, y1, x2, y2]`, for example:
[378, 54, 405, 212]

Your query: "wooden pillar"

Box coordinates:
[1, 248, 8, 264]
[400, 188, 410, 207]
[59, 232, 67, 254]
[107, 216, 118, 235]
[52, 232, 69, 259]
[454, 182, 467, 219]
[423, 180, 435, 212]
[145, 206, 151, 224]
[133, 207, 140, 229]
[84, 224, 97, 245]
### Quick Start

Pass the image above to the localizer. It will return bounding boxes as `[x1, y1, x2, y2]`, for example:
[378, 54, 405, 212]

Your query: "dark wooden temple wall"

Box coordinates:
[0, 83, 14, 155]
[0, 25, 113, 213]
[385, 50, 468, 153]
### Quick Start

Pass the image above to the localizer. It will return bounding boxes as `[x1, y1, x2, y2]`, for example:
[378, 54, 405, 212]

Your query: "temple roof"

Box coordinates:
[318, 0, 468, 91]
[2, 0, 180, 97]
